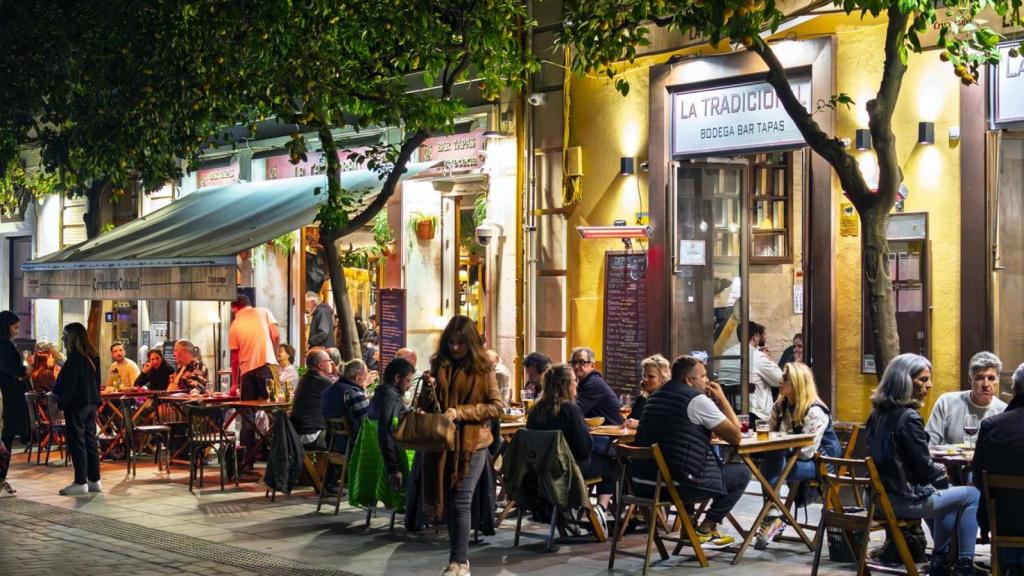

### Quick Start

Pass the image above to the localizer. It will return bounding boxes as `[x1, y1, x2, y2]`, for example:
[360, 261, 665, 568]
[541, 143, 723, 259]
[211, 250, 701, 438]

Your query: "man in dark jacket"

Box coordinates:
[634, 355, 747, 548]
[322, 358, 370, 454]
[570, 347, 623, 426]
[289, 349, 335, 450]
[305, 292, 336, 349]
[974, 363, 1024, 575]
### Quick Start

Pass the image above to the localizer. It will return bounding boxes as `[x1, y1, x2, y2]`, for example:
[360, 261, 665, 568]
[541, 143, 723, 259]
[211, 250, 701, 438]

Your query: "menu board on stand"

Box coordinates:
[602, 251, 649, 396]
[377, 288, 407, 368]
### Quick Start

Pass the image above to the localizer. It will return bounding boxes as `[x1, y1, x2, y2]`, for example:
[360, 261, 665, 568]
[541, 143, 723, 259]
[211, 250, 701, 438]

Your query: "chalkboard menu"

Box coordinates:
[377, 288, 407, 368]
[602, 252, 648, 396]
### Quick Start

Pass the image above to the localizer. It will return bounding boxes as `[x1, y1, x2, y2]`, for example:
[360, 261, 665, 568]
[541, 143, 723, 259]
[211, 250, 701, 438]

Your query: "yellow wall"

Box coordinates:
[566, 16, 963, 418]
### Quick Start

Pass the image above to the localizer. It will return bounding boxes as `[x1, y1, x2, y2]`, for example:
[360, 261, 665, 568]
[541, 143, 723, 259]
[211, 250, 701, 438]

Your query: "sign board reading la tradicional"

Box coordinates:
[671, 75, 812, 157]
[993, 45, 1024, 126]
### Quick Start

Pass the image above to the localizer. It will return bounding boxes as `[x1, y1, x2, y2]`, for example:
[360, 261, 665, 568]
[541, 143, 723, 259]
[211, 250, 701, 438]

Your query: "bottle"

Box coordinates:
[283, 382, 291, 403]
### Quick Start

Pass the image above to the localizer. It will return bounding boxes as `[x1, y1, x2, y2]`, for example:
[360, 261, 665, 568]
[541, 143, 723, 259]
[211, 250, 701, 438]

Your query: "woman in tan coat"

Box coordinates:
[420, 316, 502, 576]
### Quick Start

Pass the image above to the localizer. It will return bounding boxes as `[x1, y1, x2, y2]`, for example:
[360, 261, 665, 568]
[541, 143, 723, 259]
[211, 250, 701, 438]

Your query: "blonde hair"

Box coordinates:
[640, 354, 671, 382]
[783, 362, 821, 427]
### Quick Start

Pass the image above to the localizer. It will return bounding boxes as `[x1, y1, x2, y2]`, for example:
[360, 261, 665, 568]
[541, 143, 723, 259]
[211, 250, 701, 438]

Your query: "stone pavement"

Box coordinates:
[0, 447, 985, 575]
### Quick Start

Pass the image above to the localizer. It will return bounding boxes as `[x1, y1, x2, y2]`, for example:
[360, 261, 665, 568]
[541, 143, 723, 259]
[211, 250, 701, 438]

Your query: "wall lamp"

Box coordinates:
[917, 122, 935, 145]
[576, 224, 652, 239]
[620, 157, 635, 176]
[855, 129, 872, 151]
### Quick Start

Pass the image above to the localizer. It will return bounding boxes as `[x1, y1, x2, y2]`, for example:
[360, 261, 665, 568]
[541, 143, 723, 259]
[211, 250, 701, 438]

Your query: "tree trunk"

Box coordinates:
[861, 204, 900, 374]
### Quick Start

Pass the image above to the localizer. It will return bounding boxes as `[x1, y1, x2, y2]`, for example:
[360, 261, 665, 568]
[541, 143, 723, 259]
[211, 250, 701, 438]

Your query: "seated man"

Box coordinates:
[106, 341, 140, 391]
[523, 351, 551, 397]
[571, 346, 623, 426]
[926, 351, 1007, 445]
[633, 355, 748, 548]
[719, 321, 781, 423]
[290, 349, 335, 449]
[322, 358, 371, 454]
[973, 362, 1024, 576]
[167, 340, 208, 392]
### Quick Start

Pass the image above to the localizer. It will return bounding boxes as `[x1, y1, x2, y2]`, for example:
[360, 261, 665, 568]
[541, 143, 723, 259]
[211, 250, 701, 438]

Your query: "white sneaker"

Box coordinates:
[440, 562, 471, 576]
[87, 480, 103, 493]
[59, 483, 88, 495]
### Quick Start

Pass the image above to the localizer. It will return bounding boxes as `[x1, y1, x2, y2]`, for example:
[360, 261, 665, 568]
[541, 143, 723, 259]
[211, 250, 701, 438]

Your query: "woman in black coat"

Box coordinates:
[53, 323, 101, 496]
[0, 310, 28, 450]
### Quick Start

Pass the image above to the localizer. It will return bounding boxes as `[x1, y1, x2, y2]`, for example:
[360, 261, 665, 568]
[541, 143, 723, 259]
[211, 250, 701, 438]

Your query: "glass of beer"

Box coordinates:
[755, 420, 770, 442]
[522, 388, 535, 413]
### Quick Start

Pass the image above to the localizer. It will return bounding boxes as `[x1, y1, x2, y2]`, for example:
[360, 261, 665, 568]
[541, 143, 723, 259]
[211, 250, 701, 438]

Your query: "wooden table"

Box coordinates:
[96, 389, 161, 459]
[714, 432, 817, 564]
[223, 400, 293, 485]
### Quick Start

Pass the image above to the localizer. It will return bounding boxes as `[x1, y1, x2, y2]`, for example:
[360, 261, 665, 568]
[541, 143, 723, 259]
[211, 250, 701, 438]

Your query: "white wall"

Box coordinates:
[482, 138, 519, 370]
[403, 179, 444, 373]
[32, 195, 62, 345]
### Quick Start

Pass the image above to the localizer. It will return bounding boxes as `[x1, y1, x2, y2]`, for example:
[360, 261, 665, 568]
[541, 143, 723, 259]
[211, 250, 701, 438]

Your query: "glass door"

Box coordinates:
[994, 135, 1024, 397]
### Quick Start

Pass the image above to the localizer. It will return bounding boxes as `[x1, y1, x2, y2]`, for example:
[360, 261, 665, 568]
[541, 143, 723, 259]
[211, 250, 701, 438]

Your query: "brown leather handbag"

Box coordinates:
[395, 375, 456, 452]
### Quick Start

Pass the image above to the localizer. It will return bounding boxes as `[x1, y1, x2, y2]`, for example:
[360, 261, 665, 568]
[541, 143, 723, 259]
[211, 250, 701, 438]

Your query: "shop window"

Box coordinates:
[994, 136, 1024, 397]
[749, 152, 792, 263]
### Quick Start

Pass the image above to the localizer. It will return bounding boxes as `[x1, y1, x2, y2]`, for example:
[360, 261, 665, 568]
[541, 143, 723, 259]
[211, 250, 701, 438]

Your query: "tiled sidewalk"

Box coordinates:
[0, 448, 933, 575]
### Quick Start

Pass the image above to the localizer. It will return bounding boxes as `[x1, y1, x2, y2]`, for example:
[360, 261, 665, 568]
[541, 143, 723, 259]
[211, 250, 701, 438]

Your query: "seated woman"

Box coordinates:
[348, 357, 417, 512]
[755, 361, 842, 549]
[134, 349, 174, 391]
[526, 363, 616, 520]
[866, 353, 980, 576]
[30, 342, 62, 394]
[626, 354, 671, 429]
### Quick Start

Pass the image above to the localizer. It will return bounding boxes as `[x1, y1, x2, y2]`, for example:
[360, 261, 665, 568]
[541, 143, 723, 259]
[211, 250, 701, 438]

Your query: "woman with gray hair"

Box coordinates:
[925, 351, 1008, 445]
[865, 353, 980, 576]
[625, 354, 670, 429]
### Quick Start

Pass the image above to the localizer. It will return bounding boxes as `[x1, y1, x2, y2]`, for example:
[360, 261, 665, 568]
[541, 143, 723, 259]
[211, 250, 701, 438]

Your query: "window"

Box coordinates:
[749, 152, 792, 263]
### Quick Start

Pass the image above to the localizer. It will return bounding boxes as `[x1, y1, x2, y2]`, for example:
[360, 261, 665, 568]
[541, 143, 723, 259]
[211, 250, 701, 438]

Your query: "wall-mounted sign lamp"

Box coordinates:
[917, 121, 935, 145]
[855, 129, 872, 151]
[620, 157, 635, 176]
[576, 225, 652, 239]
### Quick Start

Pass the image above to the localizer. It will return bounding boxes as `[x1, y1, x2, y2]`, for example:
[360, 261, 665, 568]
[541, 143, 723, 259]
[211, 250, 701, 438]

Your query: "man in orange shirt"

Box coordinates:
[228, 294, 279, 455]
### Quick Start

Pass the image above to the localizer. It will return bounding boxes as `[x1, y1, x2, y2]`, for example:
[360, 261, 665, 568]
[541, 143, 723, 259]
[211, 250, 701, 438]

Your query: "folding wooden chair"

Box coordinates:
[316, 416, 354, 515]
[609, 443, 708, 575]
[812, 454, 921, 576]
[983, 471, 1024, 576]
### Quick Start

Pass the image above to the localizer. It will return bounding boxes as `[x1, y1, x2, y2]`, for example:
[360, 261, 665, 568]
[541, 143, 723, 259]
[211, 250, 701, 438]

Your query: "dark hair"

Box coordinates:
[63, 322, 98, 358]
[534, 364, 574, 418]
[736, 320, 765, 343]
[232, 294, 251, 309]
[277, 342, 295, 364]
[147, 349, 164, 362]
[670, 355, 701, 382]
[110, 340, 125, 352]
[384, 358, 416, 388]
[0, 310, 19, 341]
[430, 315, 490, 375]
[523, 351, 552, 373]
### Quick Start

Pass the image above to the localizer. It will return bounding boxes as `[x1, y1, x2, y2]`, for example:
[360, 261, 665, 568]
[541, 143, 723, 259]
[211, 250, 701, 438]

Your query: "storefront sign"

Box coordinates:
[840, 203, 859, 237]
[416, 130, 486, 177]
[993, 45, 1024, 126]
[264, 148, 369, 180]
[671, 76, 812, 157]
[196, 160, 240, 189]
[23, 265, 237, 301]
[603, 252, 648, 396]
[377, 288, 407, 368]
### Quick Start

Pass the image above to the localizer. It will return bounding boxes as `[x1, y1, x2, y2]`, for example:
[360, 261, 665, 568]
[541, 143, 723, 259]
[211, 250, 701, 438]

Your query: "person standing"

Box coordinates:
[106, 341, 140, 391]
[228, 294, 278, 459]
[420, 316, 502, 576]
[0, 310, 28, 451]
[925, 351, 1007, 445]
[0, 379, 14, 497]
[53, 323, 102, 495]
[305, 292, 336, 349]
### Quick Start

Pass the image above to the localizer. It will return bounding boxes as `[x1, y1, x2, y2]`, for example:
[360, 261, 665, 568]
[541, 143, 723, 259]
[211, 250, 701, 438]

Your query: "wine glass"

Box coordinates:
[619, 394, 633, 425]
[963, 414, 980, 448]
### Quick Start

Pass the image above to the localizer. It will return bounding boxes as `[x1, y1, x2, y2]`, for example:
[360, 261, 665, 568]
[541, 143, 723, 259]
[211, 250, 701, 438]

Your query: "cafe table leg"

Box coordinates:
[731, 452, 814, 565]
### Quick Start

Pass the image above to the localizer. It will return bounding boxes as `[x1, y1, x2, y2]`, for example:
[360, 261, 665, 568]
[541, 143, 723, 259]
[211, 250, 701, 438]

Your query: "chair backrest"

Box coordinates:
[24, 391, 39, 432]
[157, 398, 187, 425]
[324, 416, 354, 452]
[44, 392, 65, 429]
[614, 443, 661, 502]
[832, 421, 863, 459]
[118, 397, 136, 436]
[983, 471, 1024, 547]
[184, 404, 228, 444]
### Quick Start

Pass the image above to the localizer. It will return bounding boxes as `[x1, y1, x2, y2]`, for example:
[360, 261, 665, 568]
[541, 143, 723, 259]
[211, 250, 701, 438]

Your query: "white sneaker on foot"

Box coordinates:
[87, 480, 103, 493]
[440, 562, 471, 576]
[59, 483, 88, 495]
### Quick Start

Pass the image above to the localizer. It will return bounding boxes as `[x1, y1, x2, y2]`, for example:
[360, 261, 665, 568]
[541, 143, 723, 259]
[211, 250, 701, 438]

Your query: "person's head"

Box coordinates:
[967, 351, 1002, 407]
[569, 347, 596, 381]
[736, 320, 765, 346]
[640, 354, 671, 395]
[781, 362, 821, 426]
[277, 342, 295, 366]
[63, 323, 98, 358]
[306, 348, 332, 376]
[326, 347, 342, 374]
[872, 353, 933, 409]
[147, 349, 165, 369]
[537, 364, 577, 414]
[173, 340, 195, 366]
[383, 358, 417, 393]
[0, 310, 19, 340]
[369, 314, 377, 329]
[793, 333, 804, 362]
[1012, 362, 1024, 398]
[431, 315, 489, 374]
[231, 293, 251, 313]
[110, 341, 126, 362]
[671, 355, 709, 393]
[342, 358, 369, 387]
[355, 317, 367, 340]
[523, 352, 551, 385]
[395, 347, 418, 367]
[304, 291, 321, 314]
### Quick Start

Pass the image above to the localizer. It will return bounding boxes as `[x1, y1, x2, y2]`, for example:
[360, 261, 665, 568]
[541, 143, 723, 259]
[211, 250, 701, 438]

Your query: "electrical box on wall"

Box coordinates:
[565, 146, 583, 177]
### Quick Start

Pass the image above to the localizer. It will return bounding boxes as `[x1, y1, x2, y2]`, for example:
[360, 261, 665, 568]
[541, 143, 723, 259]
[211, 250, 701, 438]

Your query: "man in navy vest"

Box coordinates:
[634, 355, 749, 547]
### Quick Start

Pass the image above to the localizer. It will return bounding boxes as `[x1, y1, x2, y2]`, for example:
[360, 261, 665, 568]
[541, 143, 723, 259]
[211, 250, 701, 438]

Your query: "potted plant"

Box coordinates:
[409, 211, 438, 241]
[371, 212, 396, 256]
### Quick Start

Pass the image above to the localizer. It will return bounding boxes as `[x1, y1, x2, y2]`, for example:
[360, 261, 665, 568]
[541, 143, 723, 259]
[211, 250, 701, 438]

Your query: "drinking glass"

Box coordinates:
[963, 414, 980, 448]
[755, 420, 770, 442]
[619, 394, 633, 420]
[522, 388, 535, 413]
[737, 414, 750, 436]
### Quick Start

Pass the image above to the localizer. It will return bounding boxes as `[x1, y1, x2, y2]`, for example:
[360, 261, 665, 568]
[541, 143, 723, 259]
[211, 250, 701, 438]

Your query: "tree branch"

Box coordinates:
[866, 5, 910, 210]
[750, 41, 871, 202]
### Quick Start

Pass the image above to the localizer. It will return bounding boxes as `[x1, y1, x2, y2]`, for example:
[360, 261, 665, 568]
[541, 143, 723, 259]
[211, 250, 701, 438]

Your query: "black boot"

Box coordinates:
[927, 557, 951, 576]
[953, 558, 976, 576]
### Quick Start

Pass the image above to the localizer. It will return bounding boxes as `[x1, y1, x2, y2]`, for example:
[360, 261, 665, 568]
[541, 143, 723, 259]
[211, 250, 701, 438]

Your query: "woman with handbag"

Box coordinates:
[53, 323, 102, 495]
[420, 316, 502, 576]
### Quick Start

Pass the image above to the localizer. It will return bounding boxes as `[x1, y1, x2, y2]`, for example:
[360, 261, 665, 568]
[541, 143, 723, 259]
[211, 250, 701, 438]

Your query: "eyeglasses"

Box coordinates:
[570, 359, 591, 367]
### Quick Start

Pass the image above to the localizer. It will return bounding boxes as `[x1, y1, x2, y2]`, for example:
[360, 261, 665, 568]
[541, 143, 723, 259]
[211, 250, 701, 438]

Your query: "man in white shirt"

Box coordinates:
[925, 351, 1007, 445]
[718, 321, 782, 422]
[106, 341, 140, 391]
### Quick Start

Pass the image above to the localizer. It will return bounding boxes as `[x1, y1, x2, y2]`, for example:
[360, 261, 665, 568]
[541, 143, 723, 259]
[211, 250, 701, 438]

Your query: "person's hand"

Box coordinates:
[389, 471, 403, 490]
[625, 418, 640, 430]
[142, 362, 152, 373]
[444, 407, 459, 422]
[705, 381, 727, 405]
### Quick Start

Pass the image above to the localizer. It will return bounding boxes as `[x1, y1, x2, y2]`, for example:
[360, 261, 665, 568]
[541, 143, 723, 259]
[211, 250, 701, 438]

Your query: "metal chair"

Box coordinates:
[119, 396, 171, 478]
[23, 391, 46, 464]
[42, 392, 68, 466]
[184, 403, 238, 492]
[317, 416, 355, 515]
[983, 471, 1024, 576]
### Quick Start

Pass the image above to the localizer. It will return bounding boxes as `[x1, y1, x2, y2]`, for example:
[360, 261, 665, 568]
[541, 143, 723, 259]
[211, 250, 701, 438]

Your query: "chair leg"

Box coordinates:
[514, 507, 524, 547]
[334, 462, 345, 516]
[316, 467, 328, 513]
[545, 506, 559, 552]
[390, 509, 396, 532]
[810, 505, 827, 576]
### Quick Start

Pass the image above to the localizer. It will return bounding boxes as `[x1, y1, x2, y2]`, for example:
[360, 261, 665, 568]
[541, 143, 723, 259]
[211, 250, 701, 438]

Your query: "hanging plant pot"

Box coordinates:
[415, 219, 436, 240]
[380, 242, 394, 257]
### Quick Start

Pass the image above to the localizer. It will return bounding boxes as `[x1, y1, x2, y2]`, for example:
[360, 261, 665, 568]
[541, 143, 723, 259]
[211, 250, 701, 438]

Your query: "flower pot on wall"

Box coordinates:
[415, 219, 436, 240]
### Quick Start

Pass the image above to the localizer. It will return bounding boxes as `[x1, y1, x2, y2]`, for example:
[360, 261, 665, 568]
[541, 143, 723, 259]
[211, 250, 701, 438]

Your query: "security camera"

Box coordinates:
[527, 92, 547, 107]
[475, 222, 504, 246]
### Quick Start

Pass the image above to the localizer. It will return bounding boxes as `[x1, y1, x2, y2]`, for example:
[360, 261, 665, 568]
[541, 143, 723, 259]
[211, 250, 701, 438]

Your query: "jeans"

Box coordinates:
[0, 439, 10, 481]
[680, 462, 751, 524]
[894, 486, 980, 560]
[445, 449, 487, 564]
[64, 404, 101, 485]
[760, 450, 818, 488]
[240, 365, 272, 454]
